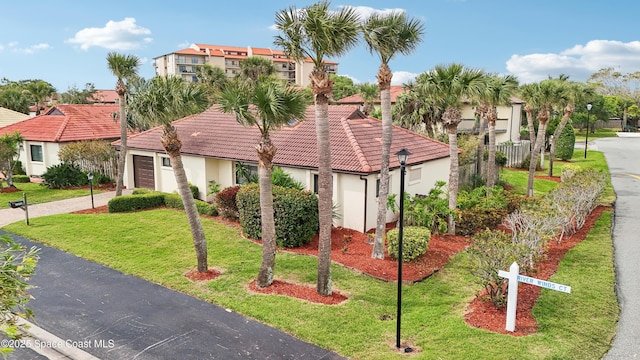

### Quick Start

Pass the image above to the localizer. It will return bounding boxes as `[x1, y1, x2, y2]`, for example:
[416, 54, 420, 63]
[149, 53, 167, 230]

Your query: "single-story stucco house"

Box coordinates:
[0, 107, 30, 127]
[0, 104, 123, 176]
[121, 105, 451, 233]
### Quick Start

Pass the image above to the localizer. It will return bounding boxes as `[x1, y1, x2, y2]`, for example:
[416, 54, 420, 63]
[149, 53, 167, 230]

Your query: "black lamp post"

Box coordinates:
[395, 148, 411, 352]
[87, 173, 94, 209]
[584, 103, 592, 159]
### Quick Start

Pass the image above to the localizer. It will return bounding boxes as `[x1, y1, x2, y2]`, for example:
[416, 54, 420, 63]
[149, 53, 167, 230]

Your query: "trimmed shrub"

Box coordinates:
[188, 183, 200, 200]
[386, 226, 431, 262]
[457, 208, 507, 236]
[236, 183, 319, 248]
[556, 122, 576, 160]
[560, 164, 581, 182]
[215, 186, 241, 221]
[132, 188, 152, 195]
[164, 193, 218, 216]
[41, 163, 88, 189]
[13, 161, 26, 175]
[107, 193, 165, 213]
[11, 175, 30, 183]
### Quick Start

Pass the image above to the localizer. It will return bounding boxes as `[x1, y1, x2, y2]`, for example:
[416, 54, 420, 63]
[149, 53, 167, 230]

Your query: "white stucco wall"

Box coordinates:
[19, 141, 62, 176]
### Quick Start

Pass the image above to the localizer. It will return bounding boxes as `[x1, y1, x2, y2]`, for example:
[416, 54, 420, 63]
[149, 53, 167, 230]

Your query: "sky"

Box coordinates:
[1, 0, 639, 93]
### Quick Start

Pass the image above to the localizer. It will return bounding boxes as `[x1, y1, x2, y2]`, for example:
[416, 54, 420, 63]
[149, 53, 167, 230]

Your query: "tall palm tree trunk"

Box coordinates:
[316, 96, 333, 296]
[256, 136, 277, 288]
[373, 65, 392, 259]
[163, 126, 208, 272]
[526, 116, 549, 197]
[524, 105, 536, 157]
[447, 124, 459, 235]
[486, 107, 498, 188]
[115, 89, 127, 196]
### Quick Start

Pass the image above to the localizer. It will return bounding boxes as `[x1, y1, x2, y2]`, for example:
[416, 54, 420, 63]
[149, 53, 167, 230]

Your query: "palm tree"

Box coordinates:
[480, 74, 519, 188]
[127, 76, 210, 272]
[240, 56, 278, 82]
[274, 0, 359, 296]
[218, 77, 308, 288]
[194, 64, 228, 104]
[25, 80, 56, 115]
[361, 11, 424, 259]
[357, 83, 379, 116]
[107, 52, 140, 197]
[392, 85, 440, 137]
[416, 64, 485, 234]
[519, 80, 565, 197]
[548, 81, 593, 176]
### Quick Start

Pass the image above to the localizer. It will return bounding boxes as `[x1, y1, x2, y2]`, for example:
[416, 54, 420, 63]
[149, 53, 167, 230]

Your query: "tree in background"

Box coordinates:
[392, 83, 440, 137]
[0, 132, 24, 189]
[361, 10, 424, 259]
[107, 52, 140, 197]
[58, 83, 96, 104]
[330, 74, 358, 101]
[218, 76, 307, 288]
[128, 76, 210, 272]
[194, 64, 228, 104]
[0, 87, 30, 114]
[588, 67, 640, 129]
[24, 80, 56, 115]
[275, 0, 359, 296]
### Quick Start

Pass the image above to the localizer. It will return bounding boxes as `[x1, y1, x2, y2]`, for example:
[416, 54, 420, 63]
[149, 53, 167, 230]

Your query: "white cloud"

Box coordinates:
[506, 40, 640, 83]
[4, 42, 52, 54]
[268, 24, 278, 31]
[138, 57, 148, 65]
[66, 17, 152, 51]
[339, 5, 405, 20]
[341, 74, 362, 84]
[391, 71, 418, 85]
[0, 44, 4, 52]
[177, 41, 190, 48]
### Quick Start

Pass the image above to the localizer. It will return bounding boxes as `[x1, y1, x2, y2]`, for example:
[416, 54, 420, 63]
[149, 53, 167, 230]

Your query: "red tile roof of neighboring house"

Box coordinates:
[91, 90, 118, 103]
[0, 104, 125, 142]
[337, 85, 407, 105]
[123, 105, 450, 174]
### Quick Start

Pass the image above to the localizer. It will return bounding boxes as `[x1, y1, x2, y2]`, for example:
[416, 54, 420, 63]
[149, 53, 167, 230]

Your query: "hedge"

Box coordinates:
[236, 183, 319, 248]
[164, 193, 217, 216]
[108, 193, 166, 213]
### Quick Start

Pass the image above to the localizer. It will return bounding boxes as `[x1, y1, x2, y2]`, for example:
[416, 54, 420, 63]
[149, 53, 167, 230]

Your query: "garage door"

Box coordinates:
[133, 155, 155, 189]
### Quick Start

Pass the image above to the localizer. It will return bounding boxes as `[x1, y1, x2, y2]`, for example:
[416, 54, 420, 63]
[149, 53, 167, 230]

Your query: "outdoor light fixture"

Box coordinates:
[394, 147, 412, 352]
[585, 103, 592, 159]
[87, 172, 94, 209]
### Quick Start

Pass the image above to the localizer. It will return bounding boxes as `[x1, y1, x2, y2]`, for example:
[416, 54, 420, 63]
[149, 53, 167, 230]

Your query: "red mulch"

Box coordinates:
[464, 205, 609, 335]
[248, 280, 348, 305]
[185, 268, 221, 281]
[0, 185, 21, 193]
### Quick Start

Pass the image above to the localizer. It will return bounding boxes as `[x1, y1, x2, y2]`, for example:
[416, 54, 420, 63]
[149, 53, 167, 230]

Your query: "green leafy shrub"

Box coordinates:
[386, 226, 431, 262]
[107, 193, 165, 213]
[457, 208, 507, 236]
[41, 163, 88, 189]
[271, 166, 304, 190]
[236, 183, 319, 248]
[164, 193, 218, 216]
[388, 181, 452, 234]
[13, 161, 26, 175]
[215, 186, 241, 221]
[188, 183, 200, 200]
[468, 229, 529, 307]
[11, 175, 30, 183]
[556, 122, 575, 160]
[560, 164, 581, 182]
[132, 188, 151, 195]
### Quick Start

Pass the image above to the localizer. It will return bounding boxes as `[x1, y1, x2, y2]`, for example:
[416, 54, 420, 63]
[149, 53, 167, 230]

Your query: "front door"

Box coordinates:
[133, 155, 155, 189]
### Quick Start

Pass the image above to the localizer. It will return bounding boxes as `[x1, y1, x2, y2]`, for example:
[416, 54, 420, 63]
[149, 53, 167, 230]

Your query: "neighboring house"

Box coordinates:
[153, 43, 338, 87]
[336, 85, 406, 110]
[91, 90, 119, 104]
[0, 107, 30, 127]
[338, 90, 524, 145]
[0, 104, 122, 176]
[121, 105, 451, 233]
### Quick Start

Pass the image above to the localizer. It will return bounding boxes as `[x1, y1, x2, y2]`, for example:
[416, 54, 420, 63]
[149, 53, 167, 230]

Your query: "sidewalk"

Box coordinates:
[1, 191, 345, 360]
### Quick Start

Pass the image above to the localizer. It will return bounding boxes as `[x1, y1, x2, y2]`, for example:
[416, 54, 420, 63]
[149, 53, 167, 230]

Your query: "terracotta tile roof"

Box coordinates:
[0, 104, 125, 142]
[124, 105, 450, 174]
[91, 90, 118, 103]
[250, 47, 273, 56]
[337, 85, 407, 105]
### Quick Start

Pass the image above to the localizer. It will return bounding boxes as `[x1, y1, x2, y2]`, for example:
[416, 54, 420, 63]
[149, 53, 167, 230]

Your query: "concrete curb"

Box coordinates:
[16, 317, 101, 360]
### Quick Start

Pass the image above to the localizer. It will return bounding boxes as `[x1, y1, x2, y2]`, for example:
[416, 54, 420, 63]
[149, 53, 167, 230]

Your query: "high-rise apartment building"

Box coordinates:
[153, 43, 338, 87]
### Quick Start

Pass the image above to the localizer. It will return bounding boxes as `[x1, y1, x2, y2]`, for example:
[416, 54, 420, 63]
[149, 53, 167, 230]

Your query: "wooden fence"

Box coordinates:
[458, 141, 531, 187]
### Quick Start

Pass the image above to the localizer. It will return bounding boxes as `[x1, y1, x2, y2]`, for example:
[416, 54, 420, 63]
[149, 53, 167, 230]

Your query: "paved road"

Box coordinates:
[1, 192, 345, 360]
[595, 137, 640, 359]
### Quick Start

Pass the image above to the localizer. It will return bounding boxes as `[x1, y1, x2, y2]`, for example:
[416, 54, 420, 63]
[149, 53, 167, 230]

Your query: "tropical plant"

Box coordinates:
[217, 76, 307, 288]
[414, 64, 485, 234]
[127, 76, 210, 272]
[107, 52, 140, 197]
[0, 87, 30, 114]
[357, 82, 379, 116]
[274, 0, 359, 296]
[58, 83, 96, 104]
[361, 10, 424, 259]
[478, 74, 518, 188]
[239, 56, 278, 82]
[24, 80, 56, 115]
[0, 132, 24, 188]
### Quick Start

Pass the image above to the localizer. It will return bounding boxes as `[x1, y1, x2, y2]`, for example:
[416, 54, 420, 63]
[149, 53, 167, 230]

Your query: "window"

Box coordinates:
[375, 178, 391, 197]
[177, 56, 186, 63]
[178, 65, 187, 72]
[409, 167, 422, 183]
[30, 144, 43, 162]
[235, 162, 258, 185]
[161, 157, 171, 167]
[313, 174, 319, 194]
[191, 57, 199, 64]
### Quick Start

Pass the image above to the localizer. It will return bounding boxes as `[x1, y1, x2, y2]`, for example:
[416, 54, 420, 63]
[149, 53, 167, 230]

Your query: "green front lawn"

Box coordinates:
[3, 198, 618, 358]
[0, 182, 101, 209]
